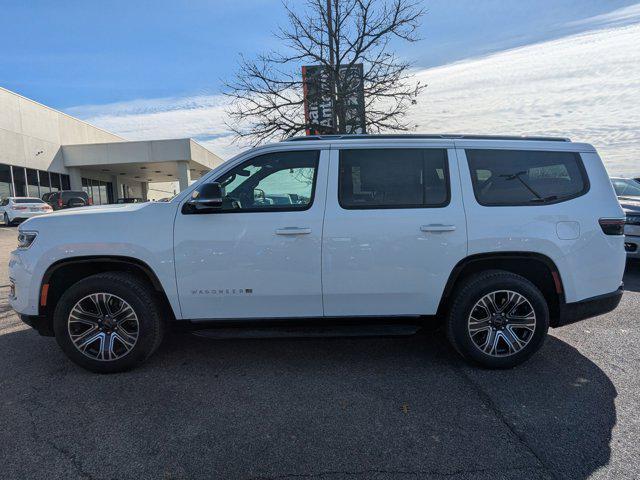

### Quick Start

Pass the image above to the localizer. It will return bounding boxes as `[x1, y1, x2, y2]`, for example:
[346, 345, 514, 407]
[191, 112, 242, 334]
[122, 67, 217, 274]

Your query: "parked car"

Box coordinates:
[42, 190, 92, 210]
[611, 177, 640, 258]
[1, 197, 52, 226]
[116, 197, 145, 204]
[10, 134, 625, 373]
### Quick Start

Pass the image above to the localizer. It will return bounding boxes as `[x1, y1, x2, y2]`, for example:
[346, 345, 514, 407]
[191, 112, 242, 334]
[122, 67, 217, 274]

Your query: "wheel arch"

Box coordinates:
[39, 256, 175, 323]
[438, 252, 565, 326]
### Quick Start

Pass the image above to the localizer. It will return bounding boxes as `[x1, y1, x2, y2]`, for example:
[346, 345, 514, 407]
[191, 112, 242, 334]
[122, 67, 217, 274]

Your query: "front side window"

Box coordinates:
[339, 148, 449, 209]
[214, 150, 320, 212]
[466, 149, 589, 206]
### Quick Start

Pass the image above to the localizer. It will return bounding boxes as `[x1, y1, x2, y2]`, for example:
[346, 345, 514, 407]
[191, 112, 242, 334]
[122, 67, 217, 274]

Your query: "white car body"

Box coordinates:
[7, 135, 626, 371]
[1, 197, 52, 225]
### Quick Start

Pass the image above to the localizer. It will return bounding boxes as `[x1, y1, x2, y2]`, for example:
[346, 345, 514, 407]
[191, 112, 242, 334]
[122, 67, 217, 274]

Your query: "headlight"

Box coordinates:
[17, 231, 38, 249]
[625, 214, 640, 226]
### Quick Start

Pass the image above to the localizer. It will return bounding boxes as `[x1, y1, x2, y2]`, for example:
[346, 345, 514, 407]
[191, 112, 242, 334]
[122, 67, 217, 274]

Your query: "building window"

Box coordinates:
[81, 177, 114, 204]
[39, 170, 51, 195]
[50, 173, 61, 192]
[26, 168, 39, 198]
[106, 182, 114, 204]
[0, 164, 12, 199]
[12, 166, 26, 197]
[61, 174, 70, 191]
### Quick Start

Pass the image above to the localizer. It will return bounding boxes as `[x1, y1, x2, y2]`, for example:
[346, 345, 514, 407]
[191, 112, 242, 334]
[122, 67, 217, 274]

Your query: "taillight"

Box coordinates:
[599, 218, 625, 235]
[12, 206, 28, 211]
[88, 197, 93, 206]
[57, 198, 63, 207]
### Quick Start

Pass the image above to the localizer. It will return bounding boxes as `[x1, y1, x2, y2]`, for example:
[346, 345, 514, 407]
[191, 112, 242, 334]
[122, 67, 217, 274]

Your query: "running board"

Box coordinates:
[192, 323, 421, 340]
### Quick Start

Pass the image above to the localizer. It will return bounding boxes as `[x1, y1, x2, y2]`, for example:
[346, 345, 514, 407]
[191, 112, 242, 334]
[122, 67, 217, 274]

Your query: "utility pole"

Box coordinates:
[326, 0, 338, 133]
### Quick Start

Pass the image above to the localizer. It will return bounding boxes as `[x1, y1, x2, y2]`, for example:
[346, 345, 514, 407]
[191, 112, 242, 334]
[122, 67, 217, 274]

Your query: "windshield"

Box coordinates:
[13, 198, 45, 204]
[612, 179, 640, 197]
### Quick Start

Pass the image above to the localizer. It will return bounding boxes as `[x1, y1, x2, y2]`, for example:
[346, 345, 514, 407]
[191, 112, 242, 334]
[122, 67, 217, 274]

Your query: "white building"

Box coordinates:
[0, 86, 223, 203]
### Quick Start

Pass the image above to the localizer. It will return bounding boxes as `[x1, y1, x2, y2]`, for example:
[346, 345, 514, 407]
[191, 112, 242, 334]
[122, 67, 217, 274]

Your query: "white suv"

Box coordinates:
[9, 135, 625, 373]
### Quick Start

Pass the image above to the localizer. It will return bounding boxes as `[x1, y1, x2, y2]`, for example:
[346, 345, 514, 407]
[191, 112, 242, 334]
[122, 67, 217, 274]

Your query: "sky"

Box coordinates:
[1, 0, 639, 174]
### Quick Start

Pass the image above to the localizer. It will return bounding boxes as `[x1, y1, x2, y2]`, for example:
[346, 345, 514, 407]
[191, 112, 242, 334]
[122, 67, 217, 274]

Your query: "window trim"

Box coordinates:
[466, 150, 590, 207]
[204, 149, 321, 214]
[337, 148, 451, 210]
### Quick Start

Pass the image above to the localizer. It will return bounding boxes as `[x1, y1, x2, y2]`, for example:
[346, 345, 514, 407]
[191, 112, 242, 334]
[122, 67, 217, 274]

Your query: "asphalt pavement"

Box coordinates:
[0, 224, 638, 479]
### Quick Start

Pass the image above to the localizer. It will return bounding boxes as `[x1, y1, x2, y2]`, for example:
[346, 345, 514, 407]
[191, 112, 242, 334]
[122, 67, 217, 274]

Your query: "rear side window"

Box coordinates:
[13, 198, 45, 204]
[339, 148, 449, 209]
[466, 149, 589, 206]
[61, 191, 89, 201]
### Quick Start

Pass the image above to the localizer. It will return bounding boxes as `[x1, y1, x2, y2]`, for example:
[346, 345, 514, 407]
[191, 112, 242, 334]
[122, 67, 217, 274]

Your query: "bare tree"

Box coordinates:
[224, 0, 425, 145]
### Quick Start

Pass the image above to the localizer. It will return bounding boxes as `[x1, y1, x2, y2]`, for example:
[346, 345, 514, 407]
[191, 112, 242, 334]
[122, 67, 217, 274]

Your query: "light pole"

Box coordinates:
[326, 0, 338, 133]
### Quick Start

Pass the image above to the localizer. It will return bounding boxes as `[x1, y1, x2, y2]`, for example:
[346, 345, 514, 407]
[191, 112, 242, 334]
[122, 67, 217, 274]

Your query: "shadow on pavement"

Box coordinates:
[0, 327, 616, 480]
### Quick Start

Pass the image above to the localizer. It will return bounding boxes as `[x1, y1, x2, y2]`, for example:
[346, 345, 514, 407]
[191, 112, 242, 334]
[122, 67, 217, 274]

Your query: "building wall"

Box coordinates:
[0, 87, 220, 202]
[0, 87, 123, 174]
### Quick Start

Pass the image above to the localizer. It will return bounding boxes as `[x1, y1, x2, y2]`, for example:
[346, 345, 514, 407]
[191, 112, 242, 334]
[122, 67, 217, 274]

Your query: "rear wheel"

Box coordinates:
[446, 270, 549, 369]
[53, 272, 164, 373]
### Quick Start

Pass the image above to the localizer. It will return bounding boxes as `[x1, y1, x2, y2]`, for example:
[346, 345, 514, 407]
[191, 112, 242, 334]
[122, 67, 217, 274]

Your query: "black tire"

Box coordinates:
[4, 213, 12, 226]
[446, 270, 549, 369]
[53, 272, 164, 373]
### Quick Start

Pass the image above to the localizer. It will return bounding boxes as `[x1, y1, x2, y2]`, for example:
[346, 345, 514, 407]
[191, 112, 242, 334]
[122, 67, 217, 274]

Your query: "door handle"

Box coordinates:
[275, 227, 312, 235]
[420, 224, 456, 232]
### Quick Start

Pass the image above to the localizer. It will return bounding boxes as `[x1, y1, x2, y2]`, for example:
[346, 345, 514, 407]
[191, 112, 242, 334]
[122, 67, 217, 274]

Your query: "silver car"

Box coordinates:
[611, 177, 640, 259]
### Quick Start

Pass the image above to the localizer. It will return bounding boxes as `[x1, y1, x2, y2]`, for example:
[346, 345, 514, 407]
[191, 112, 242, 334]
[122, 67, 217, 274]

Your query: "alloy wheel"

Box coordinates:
[67, 293, 139, 361]
[467, 290, 536, 357]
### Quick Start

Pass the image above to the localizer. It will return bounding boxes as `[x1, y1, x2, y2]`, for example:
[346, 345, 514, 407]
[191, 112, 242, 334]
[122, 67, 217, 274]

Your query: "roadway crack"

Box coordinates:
[24, 394, 97, 480]
[250, 465, 549, 479]
[451, 363, 558, 480]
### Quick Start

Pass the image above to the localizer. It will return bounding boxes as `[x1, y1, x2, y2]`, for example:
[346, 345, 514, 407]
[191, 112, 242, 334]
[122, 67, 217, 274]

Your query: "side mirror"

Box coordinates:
[183, 182, 224, 214]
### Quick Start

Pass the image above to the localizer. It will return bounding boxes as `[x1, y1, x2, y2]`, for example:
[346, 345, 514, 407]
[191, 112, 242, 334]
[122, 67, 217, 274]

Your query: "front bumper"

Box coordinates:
[554, 286, 623, 327]
[19, 314, 54, 336]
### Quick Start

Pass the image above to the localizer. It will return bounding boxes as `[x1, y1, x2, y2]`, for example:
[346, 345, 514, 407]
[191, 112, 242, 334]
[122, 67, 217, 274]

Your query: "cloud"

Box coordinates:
[564, 2, 640, 30]
[68, 5, 640, 175]
[410, 15, 640, 175]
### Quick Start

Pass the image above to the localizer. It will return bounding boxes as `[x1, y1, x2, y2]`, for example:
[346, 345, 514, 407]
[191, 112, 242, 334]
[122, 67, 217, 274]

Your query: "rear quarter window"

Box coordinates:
[466, 149, 589, 206]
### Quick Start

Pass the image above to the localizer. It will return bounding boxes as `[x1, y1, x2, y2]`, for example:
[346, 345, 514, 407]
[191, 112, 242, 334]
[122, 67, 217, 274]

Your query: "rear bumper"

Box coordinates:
[624, 235, 640, 259]
[9, 211, 49, 221]
[554, 286, 623, 327]
[19, 314, 54, 336]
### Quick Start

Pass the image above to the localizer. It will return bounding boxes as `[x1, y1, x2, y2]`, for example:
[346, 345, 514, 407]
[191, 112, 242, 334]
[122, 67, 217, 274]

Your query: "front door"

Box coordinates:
[174, 149, 328, 320]
[322, 146, 468, 316]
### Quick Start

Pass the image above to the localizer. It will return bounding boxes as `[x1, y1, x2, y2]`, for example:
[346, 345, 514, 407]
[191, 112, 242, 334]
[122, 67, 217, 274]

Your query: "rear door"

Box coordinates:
[321, 145, 468, 316]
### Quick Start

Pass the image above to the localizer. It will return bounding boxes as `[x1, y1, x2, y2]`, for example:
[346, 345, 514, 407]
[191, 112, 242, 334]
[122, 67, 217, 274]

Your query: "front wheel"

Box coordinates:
[53, 272, 164, 373]
[446, 270, 549, 369]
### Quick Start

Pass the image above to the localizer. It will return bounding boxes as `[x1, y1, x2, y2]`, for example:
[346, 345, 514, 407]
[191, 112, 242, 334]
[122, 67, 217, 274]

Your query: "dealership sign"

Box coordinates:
[302, 64, 366, 135]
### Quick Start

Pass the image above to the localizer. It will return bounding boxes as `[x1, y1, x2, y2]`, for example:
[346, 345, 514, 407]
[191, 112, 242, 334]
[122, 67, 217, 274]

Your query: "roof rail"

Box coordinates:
[284, 134, 571, 142]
